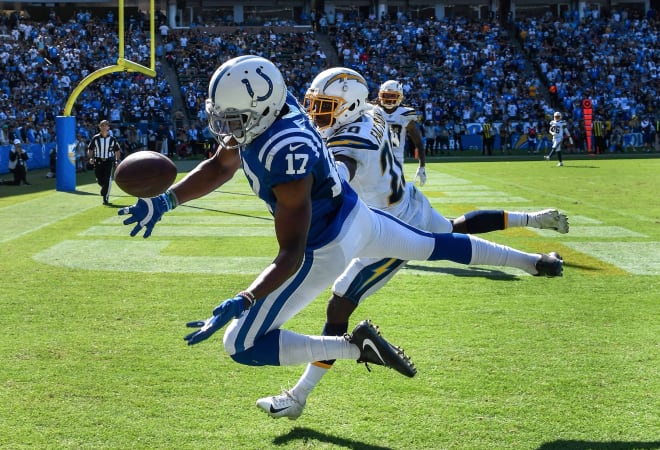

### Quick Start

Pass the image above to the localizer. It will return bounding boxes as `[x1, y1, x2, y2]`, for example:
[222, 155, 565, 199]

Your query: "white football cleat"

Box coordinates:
[557, 162, 564, 166]
[256, 390, 305, 420]
[528, 209, 569, 234]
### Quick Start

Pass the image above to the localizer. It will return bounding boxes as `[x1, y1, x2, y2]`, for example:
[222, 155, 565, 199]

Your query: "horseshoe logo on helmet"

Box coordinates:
[241, 68, 273, 102]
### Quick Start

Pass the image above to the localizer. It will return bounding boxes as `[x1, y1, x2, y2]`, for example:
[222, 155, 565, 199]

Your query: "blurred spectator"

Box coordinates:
[75, 132, 87, 173]
[47, 146, 56, 178]
[3, 139, 30, 185]
[0, 7, 657, 160]
[481, 119, 495, 155]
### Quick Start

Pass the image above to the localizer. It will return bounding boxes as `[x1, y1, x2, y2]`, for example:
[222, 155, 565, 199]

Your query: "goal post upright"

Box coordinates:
[56, 0, 157, 192]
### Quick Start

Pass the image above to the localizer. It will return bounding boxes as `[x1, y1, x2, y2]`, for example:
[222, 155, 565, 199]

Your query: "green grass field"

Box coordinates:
[1, 156, 658, 450]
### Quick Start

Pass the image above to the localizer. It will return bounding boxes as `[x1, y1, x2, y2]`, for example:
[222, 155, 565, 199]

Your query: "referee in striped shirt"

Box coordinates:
[87, 120, 122, 205]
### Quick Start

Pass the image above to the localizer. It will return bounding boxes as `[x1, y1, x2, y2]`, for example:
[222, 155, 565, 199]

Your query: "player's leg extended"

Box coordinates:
[256, 256, 407, 419]
[452, 209, 569, 234]
[258, 190, 441, 419]
[224, 246, 355, 366]
[406, 186, 568, 235]
[307, 259, 407, 388]
[224, 202, 416, 368]
[362, 207, 562, 276]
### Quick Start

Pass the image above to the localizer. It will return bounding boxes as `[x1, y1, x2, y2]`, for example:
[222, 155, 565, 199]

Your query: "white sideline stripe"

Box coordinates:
[0, 191, 99, 243]
[563, 242, 660, 275]
[425, 185, 492, 192]
[431, 196, 529, 204]
[431, 190, 513, 197]
[419, 178, 472, 186]
[23, 171, 656, 277]
[472, 205, 565, 213]
[81, 225, 274, 237]
[564, 215, 603, 225]
[33, 240, 272, 274]
[181, 199, 267, 211]
[103, 215, 271, 225]
[34, 239, 659, 276]
[533, 226, 646, 238]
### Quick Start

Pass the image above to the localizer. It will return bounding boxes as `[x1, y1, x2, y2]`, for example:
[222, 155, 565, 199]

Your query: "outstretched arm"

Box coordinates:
[245, 175, 314, 300]
[170, 144, 241, 204]
[183, 174, 315, 345]
[407, 121, 425, 167]
[119, 138, 241, 238]
[408, 121, 427, 186]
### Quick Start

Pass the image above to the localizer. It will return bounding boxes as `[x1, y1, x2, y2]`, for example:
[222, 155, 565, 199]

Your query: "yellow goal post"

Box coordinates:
[56, 0, 156, 192]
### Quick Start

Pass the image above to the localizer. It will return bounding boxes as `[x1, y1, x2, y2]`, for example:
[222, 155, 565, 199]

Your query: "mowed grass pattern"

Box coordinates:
[0, 158, 658, 450]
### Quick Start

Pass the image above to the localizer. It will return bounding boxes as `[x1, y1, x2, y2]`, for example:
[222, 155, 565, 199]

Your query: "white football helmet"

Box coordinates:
[554, 111, 562, 120]
[304, 67, 370, 138]
[205, 55, 287, 147]
[378, 80, 404, 109]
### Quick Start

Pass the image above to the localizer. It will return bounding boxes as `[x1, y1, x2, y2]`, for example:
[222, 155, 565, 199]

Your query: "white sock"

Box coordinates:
[505, 211, 528, 228]
[290, 363, 330, 403]
[278, 330, 360, 366]
[468, 235, 539, 274]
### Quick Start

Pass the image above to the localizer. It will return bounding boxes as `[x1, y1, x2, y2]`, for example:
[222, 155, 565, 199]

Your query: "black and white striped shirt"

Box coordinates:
[88, 134, 121, 160]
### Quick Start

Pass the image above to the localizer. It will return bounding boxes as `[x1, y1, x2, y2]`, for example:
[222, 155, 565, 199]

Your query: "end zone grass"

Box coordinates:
[1, 158, 658, 449]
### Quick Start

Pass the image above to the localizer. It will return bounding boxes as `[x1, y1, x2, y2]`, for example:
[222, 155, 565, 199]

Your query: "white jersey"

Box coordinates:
[328, 105, 452, 304]
[327, 105, 406, 211]
[549, 119, 569, 144]
[379, 104, 419, 165]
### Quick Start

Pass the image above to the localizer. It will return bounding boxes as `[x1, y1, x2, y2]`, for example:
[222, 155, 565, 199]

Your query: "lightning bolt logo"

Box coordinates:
[363, 258, 398, 286]
[67, 142, 77, 165]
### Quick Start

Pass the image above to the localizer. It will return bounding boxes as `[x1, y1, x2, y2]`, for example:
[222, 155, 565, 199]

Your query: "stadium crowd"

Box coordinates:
[0, 5, 658, 167]
[0, 8, 171, 154]
[326, 9, 658, 153]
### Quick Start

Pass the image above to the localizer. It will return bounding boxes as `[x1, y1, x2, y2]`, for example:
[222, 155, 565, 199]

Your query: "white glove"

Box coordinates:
[413, 166, 426, 187]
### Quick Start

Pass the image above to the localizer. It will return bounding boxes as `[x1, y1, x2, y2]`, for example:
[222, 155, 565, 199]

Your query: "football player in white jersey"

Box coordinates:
[379, 80, 569, 237]
[377, 80, 427, 186]
[545, 111, 571, 166]
[119, 57, 562, 412]
[256, 67, 565, 419]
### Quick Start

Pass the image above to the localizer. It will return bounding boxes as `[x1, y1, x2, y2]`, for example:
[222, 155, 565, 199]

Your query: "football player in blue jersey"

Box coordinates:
[119, 57, 562, 411]
[256, 67, 566, 419]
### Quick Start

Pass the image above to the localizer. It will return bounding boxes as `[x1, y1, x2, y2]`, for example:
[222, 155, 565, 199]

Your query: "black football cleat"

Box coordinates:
[535, 252, 563, 277]
[347, 319, 417, 378]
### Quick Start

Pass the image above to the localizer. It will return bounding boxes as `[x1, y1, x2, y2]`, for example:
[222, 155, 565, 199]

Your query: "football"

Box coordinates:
[114, 151, 177, 198]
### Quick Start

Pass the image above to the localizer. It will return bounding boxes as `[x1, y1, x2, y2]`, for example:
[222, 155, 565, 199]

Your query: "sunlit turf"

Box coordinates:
[1, 157, 658, 449]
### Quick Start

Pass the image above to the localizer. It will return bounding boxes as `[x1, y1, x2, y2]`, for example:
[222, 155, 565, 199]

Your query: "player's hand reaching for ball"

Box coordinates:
[183, 294, 252, 345]
[118, 191, 177, 238]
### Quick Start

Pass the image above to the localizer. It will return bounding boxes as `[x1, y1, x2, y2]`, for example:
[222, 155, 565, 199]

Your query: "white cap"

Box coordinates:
[14, 139, 21, 145]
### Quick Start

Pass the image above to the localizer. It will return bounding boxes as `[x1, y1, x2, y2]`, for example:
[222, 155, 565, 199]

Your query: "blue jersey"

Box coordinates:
[239, 92, 357, 249]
